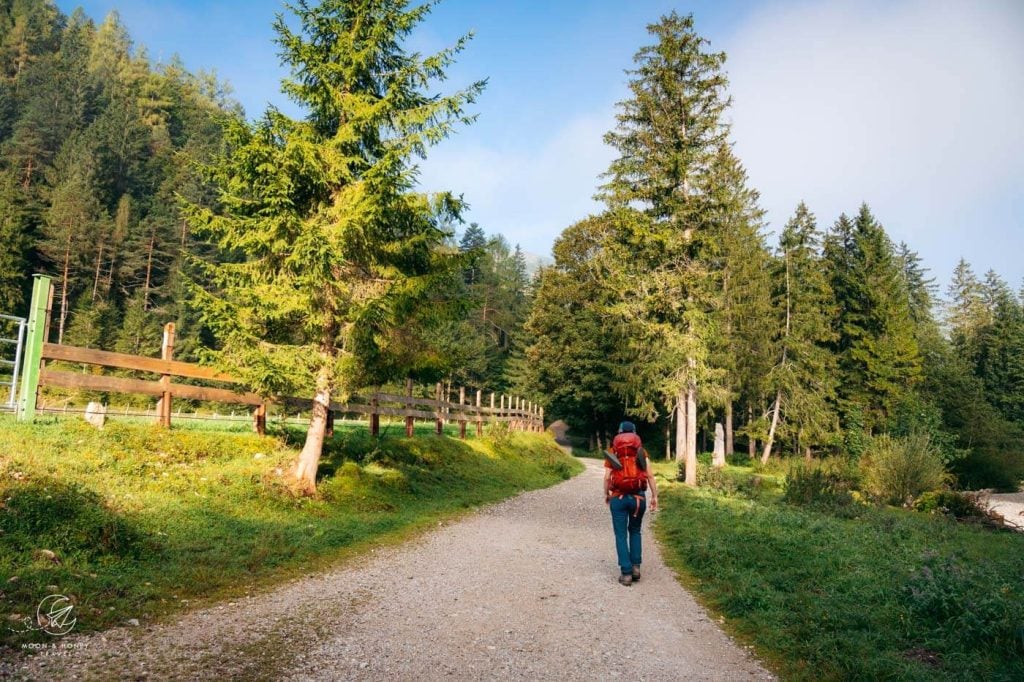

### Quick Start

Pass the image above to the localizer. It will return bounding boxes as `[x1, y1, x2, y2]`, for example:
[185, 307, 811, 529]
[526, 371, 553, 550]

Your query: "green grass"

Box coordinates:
[0, 417, 581, 649]
[653, 466, 1024, 681]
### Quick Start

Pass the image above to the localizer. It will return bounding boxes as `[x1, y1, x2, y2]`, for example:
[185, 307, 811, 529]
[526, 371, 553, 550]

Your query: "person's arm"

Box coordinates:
[642, 447, 658, 511]
[604, 467, 612, 503]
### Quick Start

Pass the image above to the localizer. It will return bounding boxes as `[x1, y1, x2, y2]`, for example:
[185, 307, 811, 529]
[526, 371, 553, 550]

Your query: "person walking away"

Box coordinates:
[604, 421, 658, 586]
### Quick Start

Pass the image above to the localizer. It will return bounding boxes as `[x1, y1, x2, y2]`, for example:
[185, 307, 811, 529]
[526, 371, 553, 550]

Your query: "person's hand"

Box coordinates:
[649, 494, 658, 512]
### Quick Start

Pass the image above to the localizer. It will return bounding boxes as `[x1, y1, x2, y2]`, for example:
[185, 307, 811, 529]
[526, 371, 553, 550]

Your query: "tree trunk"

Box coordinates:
[804, 445, 812, 461]
[143, 227, 155, 311]
[58, 234, 71, 345]
[675, 394, 686, 477]
[92, 241, 104, 304]
[725, 399, 734, 456]
[747, 404, 756, 458]
[664, 413, 672, 460]
[761, 390, 782, 464]
[293, 361, 333, 494]
[685, 383, 697, 486]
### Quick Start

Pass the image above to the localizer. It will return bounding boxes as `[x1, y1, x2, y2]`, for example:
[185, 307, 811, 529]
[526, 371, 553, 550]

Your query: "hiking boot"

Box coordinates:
[618, 574, 633, 586]
[631, 566, 641, 581]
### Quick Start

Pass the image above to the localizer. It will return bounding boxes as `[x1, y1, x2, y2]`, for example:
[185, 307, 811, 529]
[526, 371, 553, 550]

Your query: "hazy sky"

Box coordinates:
[56, 0, 1024, 288]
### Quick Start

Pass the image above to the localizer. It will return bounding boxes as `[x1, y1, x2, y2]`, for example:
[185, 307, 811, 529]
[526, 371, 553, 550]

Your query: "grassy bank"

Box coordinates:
[653, 462, 1024, 681]
[0, 418, 580, 648]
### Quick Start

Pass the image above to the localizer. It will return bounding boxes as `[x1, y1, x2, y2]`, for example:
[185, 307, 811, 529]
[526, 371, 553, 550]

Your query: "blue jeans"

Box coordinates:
[609, 493, 646, 575]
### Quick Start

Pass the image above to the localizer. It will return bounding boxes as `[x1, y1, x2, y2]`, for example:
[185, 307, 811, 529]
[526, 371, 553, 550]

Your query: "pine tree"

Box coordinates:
[706, 143, 772, 459]
[975, 270, 1024, 424]
[186, 0, 484, 493]
[945, 258, 987, 361]
[599, 12, 731, 484]
[825, 204, 920, 430]
[761, 202, 838, 461]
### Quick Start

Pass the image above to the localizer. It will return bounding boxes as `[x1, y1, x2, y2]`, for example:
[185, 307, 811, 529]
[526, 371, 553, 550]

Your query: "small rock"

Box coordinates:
[126, 618, 140, 627]
[45, 585, 60, 593]
[253, 453, 265, 460]
[34, 549, 60, 564]
[7, 613, 23, 622]
[7, 575, 19, 583]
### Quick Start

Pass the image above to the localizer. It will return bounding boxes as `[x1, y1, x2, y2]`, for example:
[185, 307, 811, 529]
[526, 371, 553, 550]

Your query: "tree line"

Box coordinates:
[2, 1, 1020, 491]
[1, 0, 534, 491]
[512, 13, 1024, 490]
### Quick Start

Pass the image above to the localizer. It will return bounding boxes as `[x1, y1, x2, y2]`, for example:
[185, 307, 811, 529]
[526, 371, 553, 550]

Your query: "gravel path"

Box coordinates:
[989, 492, 1024, 530]
[6, 459, 771, 681]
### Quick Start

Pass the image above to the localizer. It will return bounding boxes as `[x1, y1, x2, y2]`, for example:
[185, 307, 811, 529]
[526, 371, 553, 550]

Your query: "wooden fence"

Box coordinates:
[15, 274, 544, 437]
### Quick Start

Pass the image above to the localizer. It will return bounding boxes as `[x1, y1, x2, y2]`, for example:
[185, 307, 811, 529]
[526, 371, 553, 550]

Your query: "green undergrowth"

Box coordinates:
[0, 418, 580, 649]
[654, 474, 1024, 681]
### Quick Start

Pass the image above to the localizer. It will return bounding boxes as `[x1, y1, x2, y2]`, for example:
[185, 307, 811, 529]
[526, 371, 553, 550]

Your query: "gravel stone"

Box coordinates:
[3, 458, 772, 681]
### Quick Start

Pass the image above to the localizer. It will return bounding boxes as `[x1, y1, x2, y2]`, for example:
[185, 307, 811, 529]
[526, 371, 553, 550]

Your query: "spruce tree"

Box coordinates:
[825, 204, 920, 430]
[761, 202, 838, 461]
[600, 12, 730, 484]
[186, 0, 484, 493]
[706, 143, 772, 459]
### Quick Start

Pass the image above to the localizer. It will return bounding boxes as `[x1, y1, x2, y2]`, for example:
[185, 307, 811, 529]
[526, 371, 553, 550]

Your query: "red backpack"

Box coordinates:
[607, 433, 648, 494]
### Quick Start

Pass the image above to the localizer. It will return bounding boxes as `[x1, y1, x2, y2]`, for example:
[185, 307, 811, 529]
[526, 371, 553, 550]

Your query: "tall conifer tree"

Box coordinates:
[186, 0, 484, 493]
[600, 12, 730, 484]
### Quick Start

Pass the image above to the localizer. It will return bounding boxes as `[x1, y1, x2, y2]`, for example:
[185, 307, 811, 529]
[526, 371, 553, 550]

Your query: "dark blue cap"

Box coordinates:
[619, 421, 636, 433]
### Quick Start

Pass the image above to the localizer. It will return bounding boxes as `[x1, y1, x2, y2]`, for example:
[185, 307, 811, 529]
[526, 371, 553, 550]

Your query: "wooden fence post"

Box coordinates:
[370, 392, 380, 436]
[16, 274, 53, 422]
[156, 322, 175, 428]
[539, 406, 544, 432]
[458, 386, 466, 440]
[435, 382, 443, 435]
[253, 402, 266, 436]
[405, 378, 414, 437]
[326, 408, 335, 437]
[475, 389, 483, 437]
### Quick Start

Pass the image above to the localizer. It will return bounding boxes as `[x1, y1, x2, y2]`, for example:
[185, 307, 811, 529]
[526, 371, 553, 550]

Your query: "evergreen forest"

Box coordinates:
[1, 1, 1021, 491]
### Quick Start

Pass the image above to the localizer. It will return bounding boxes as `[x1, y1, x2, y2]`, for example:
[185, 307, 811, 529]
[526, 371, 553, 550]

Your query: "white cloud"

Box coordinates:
[415, 113, 616, 254]
[725, 0, 1024, 278]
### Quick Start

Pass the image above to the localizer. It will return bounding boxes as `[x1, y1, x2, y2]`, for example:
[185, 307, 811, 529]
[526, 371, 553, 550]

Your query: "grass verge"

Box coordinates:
[652, 463, 1024, 681]
[0, 417, 581, 650]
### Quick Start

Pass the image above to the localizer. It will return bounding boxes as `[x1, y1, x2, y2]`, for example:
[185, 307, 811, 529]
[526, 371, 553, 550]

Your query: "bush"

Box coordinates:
[784, 460, 857, 510]
[861, 434, 948, 506]
[913, 490, 985, 519]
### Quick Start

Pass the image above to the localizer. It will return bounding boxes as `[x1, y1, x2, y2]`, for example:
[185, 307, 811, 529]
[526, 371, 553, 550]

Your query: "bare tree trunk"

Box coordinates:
[805, 446, 812, 461]
[725, 399, 734, 456]
[293, 361, 333, 494]
[58, 234, 71, 345]
[685, 383, 697, 486]
[664, 413, 672, 461]
[91, 241, 104, 304]
[747, 404, 756, 458]
[143, 226, 155, 311]
[761, 390, 782, 464]
[675, 394, 686, 477]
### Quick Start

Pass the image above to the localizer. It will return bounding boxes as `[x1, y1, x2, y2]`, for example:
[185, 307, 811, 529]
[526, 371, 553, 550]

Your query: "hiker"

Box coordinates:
[604, 420, 658, 586]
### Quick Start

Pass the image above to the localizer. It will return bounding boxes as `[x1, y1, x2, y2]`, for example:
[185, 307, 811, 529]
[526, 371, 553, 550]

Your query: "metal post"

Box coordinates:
[16, 275, 53, 422]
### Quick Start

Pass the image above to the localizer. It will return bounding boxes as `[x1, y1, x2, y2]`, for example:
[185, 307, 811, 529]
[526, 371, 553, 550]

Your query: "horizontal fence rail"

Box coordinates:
[16, 274, 544, 438]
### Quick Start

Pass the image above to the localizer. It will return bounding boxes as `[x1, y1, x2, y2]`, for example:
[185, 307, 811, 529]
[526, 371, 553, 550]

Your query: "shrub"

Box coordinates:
[861, 434, 948, 506]
[913, 490, 985, 519]
[783, 460, 856, 510]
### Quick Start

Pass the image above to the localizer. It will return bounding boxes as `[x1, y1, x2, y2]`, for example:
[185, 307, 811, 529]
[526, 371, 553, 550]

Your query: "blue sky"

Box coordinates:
[56, 0, 1024, 290]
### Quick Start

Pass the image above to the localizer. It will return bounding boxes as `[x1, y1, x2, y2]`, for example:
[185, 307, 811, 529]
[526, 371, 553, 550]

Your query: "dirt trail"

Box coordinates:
[989, 491, 1024, 530]
[7, 459, 771, 681]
